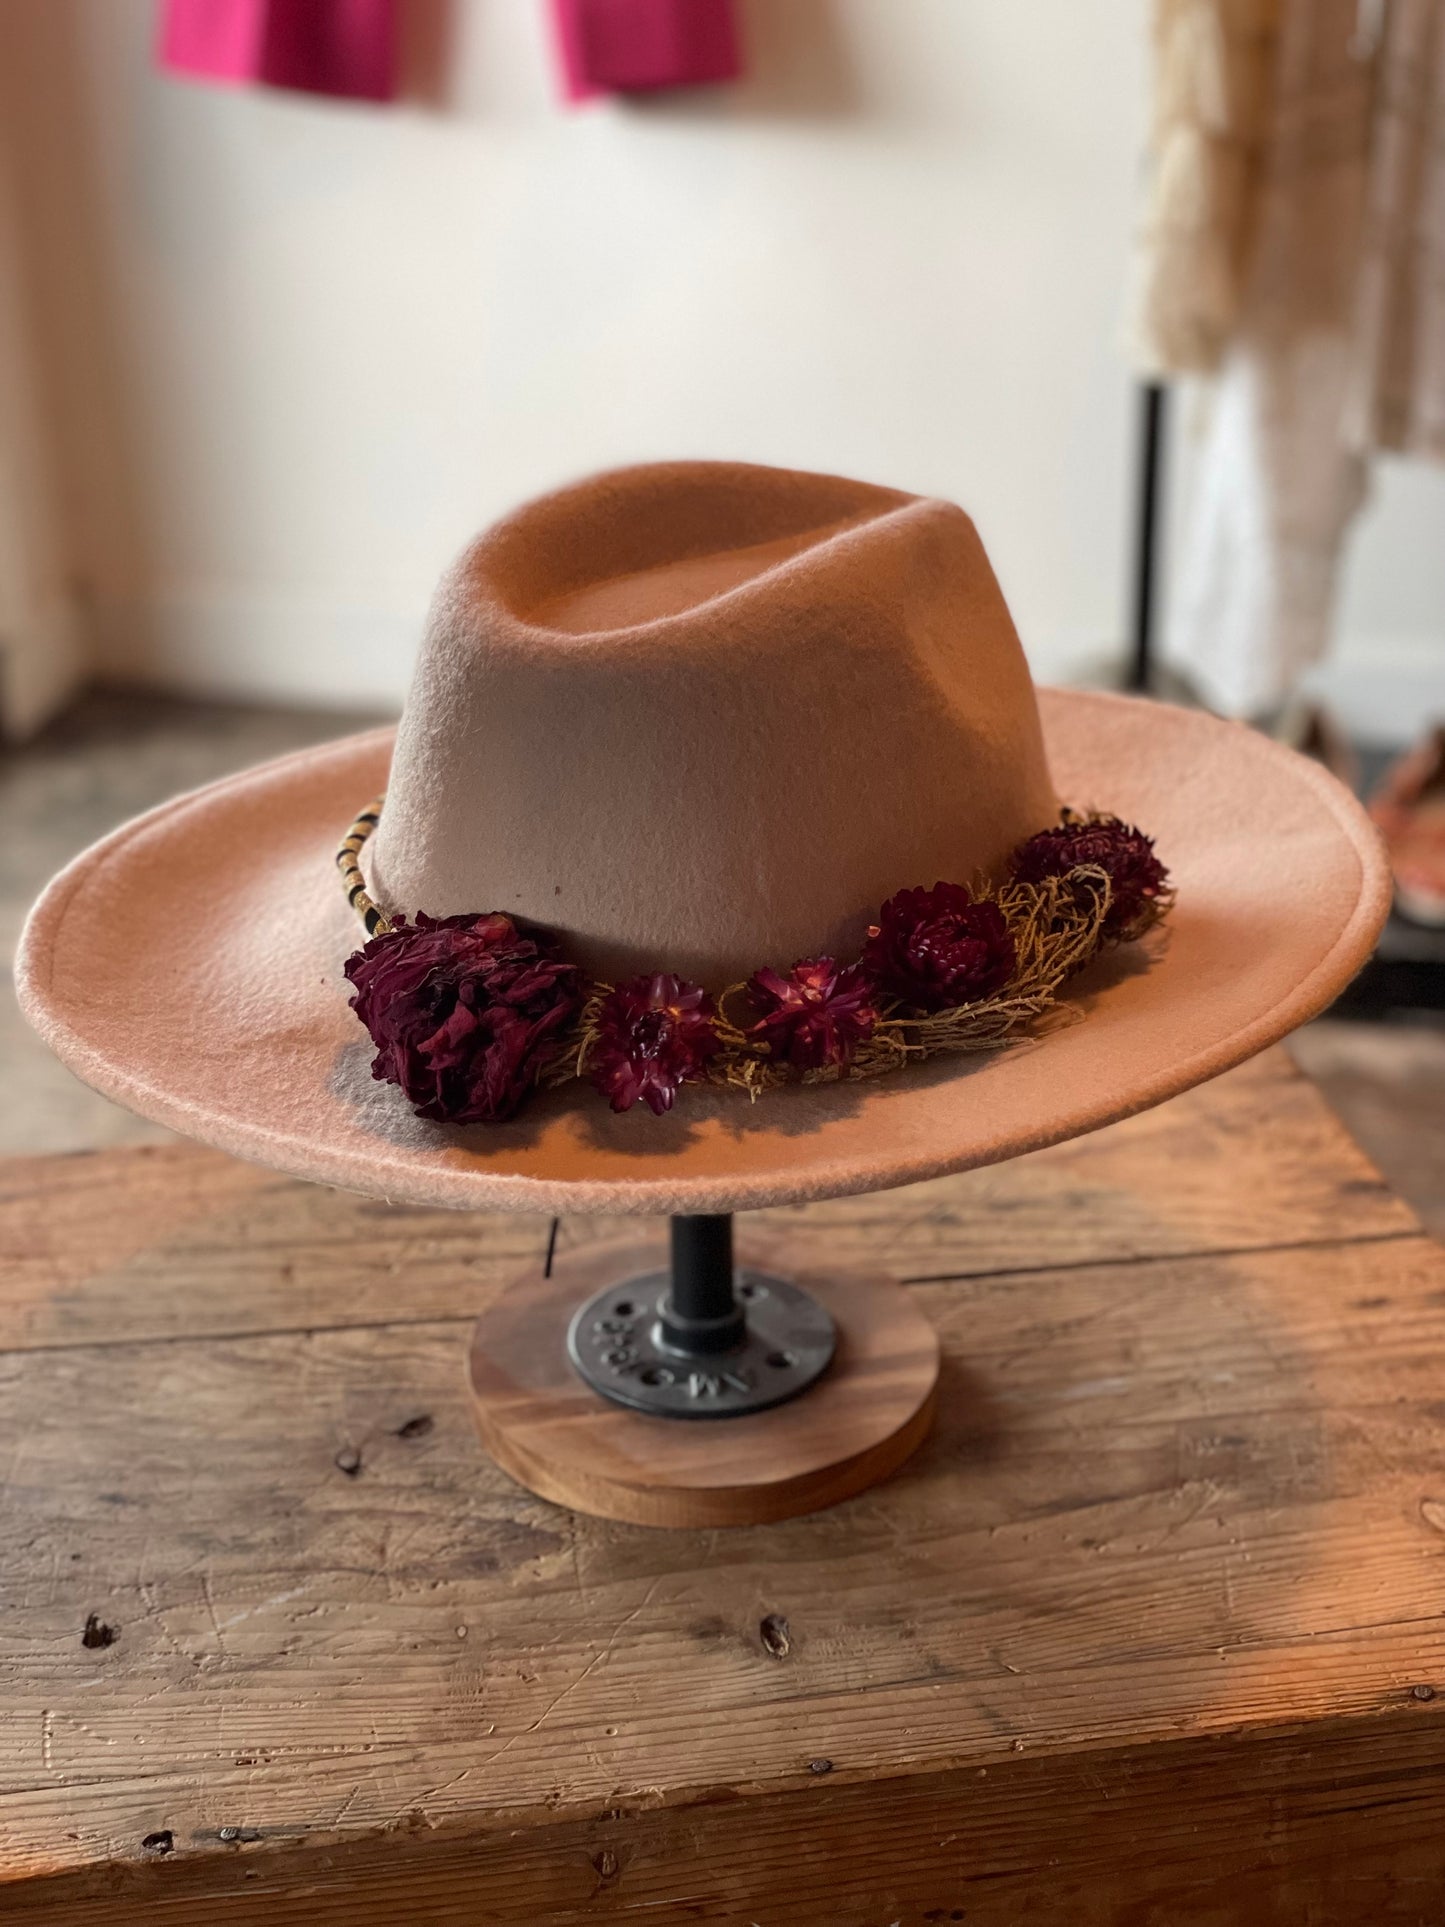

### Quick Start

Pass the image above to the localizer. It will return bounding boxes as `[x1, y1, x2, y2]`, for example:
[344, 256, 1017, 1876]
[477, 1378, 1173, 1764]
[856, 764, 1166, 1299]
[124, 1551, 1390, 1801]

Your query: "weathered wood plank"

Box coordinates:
[0, 1050, 1415, 1352]
[1, 1051, 1441, 1920]
[0, 1233, 1442, 1900]
[8, 1718, 1445, 1925]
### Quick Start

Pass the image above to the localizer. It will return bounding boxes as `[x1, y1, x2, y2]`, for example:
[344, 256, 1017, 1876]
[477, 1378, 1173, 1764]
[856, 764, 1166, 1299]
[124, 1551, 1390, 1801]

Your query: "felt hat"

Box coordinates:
[17, 461, 1389, 1217]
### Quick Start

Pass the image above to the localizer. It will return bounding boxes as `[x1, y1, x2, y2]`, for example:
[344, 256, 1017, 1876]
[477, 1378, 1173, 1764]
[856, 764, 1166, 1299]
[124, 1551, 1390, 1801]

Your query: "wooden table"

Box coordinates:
[1, 1049, 1442, 1924]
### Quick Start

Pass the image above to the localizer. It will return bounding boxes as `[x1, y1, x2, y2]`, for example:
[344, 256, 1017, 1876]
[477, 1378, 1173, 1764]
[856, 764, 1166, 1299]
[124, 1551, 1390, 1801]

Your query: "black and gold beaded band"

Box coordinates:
[336, 798, 392, 936]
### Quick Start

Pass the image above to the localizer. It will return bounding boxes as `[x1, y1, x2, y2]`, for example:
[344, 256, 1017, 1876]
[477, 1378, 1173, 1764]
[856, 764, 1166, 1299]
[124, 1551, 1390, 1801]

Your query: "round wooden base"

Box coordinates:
[467, 1240, 941, 1527]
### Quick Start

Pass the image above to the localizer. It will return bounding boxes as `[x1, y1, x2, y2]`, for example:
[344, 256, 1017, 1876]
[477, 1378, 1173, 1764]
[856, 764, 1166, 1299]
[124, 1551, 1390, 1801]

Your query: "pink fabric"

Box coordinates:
[159, 0, 398, 102]
[551, 0, 741, 102]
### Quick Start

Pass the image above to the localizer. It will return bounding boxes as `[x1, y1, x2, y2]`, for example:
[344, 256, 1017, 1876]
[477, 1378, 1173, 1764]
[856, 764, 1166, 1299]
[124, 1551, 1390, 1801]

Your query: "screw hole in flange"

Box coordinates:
[766, 1352, 796, 1370]
[613, 1300, 636, 1316]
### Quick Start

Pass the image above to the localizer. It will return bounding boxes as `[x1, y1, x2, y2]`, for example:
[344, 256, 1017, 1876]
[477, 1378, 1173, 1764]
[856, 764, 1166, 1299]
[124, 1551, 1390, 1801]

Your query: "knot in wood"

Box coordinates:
[759, 1613, 791, 1660]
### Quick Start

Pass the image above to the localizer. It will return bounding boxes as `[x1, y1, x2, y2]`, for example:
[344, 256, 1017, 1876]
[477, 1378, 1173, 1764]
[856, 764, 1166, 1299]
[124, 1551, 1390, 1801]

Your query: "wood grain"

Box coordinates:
[468, 1240, 940, 1525]
[10, 1720, 1445, 1925]
[0, 1050, 1413, 1354]
[0, 1048, 1440, 1922]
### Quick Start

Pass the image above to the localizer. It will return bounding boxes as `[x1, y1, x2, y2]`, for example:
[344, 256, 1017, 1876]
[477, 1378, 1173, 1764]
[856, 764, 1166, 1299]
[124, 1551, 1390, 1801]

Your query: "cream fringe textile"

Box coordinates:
[1136, 0, 1445, 714]
[1130, 0, 1283, 377]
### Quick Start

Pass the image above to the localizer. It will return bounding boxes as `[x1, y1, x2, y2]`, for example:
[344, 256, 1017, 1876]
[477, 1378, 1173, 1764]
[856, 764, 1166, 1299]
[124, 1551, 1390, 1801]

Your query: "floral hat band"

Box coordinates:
[336, 800, 1174, 1127]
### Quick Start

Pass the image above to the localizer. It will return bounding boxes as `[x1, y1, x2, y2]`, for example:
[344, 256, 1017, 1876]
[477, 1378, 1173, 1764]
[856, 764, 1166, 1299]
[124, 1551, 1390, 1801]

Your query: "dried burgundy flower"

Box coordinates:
[590, 973, 721, 1115]
[345, 912, 580, 1125]
[1011, 814, 1170, 939]
[862, 882, 1017, 1012]
[747, 957, 880, 1071]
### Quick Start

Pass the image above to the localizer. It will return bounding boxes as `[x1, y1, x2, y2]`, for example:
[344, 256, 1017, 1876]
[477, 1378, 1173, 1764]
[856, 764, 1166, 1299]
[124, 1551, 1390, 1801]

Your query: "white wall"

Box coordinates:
[16, 0, 1445, 728]
[0, 139, 86, 736]
[0, 8, 91, 735]
[1326, 462, 1445, 739]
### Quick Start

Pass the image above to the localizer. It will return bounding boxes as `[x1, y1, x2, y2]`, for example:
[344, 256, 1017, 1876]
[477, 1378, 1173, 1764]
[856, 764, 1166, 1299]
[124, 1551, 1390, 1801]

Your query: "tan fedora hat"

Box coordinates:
[17, 461, 1389, 1217]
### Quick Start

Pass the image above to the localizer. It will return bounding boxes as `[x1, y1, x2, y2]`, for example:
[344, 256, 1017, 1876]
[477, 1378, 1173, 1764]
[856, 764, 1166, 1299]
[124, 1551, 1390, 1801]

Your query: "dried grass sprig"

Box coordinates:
[536, 864, 1121, 1102]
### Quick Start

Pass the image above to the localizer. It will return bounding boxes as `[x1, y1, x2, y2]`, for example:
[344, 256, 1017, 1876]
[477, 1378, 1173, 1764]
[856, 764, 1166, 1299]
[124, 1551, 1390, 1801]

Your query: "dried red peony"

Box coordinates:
[590, 973, 721, 1115]
[1010, 814, 1170, 940]
[748, 957, 880, 1070]
[862, 881, 1017, 1012]
[344, 912, 580, 1124]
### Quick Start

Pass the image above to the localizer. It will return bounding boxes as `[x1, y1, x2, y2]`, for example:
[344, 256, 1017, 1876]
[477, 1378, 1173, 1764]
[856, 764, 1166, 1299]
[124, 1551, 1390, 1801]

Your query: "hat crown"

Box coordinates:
[370, 461, 1057, 984]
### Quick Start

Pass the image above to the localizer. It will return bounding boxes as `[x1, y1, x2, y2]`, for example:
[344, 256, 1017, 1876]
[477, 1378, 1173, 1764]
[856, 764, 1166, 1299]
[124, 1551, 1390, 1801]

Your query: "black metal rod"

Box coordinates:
[658, 1214, 746, 1356]
[1127, 380, 1168, 695]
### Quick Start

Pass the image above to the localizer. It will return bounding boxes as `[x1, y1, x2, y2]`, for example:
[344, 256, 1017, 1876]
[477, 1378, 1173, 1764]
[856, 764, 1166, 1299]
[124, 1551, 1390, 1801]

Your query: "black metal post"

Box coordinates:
[657, 1214, 746, 1356]
[1127, 380, 1168, 695]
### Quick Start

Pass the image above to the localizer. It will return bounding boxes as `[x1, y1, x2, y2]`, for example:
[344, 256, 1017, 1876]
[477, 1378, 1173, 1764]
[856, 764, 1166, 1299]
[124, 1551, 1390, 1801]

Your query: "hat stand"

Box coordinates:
[467, 1211, 941, 1527]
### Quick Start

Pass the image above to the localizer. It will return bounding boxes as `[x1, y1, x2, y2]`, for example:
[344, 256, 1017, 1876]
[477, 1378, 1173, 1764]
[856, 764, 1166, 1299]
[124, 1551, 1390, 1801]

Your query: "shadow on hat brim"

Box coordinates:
[16, 690, 1390, 1217]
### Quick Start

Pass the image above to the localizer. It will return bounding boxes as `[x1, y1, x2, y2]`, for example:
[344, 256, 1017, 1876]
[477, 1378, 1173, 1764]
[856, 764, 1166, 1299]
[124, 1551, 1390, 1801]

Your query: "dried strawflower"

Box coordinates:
[862, 882, 1017, 1011]
[590, 973, 720, 1115]
[747, 957, 879, 1070]
[1011, 813, 1170, 939]
[345, 912, 579, 1124]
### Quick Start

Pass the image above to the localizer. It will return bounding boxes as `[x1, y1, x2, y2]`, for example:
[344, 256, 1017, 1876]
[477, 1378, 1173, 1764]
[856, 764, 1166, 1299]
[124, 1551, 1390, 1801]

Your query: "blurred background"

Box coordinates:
[1, 0, 1442, 1221]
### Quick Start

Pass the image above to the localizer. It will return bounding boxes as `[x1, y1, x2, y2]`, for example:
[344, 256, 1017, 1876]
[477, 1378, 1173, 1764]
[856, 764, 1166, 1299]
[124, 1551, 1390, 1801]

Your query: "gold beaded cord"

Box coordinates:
[336, 798, 391, 937]
[339, 800, 1173, 1100]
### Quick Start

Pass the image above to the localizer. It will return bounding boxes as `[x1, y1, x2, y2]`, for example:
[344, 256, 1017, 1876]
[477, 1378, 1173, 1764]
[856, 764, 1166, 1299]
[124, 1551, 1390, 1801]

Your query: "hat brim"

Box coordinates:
[16, 690, 1389, 1217]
